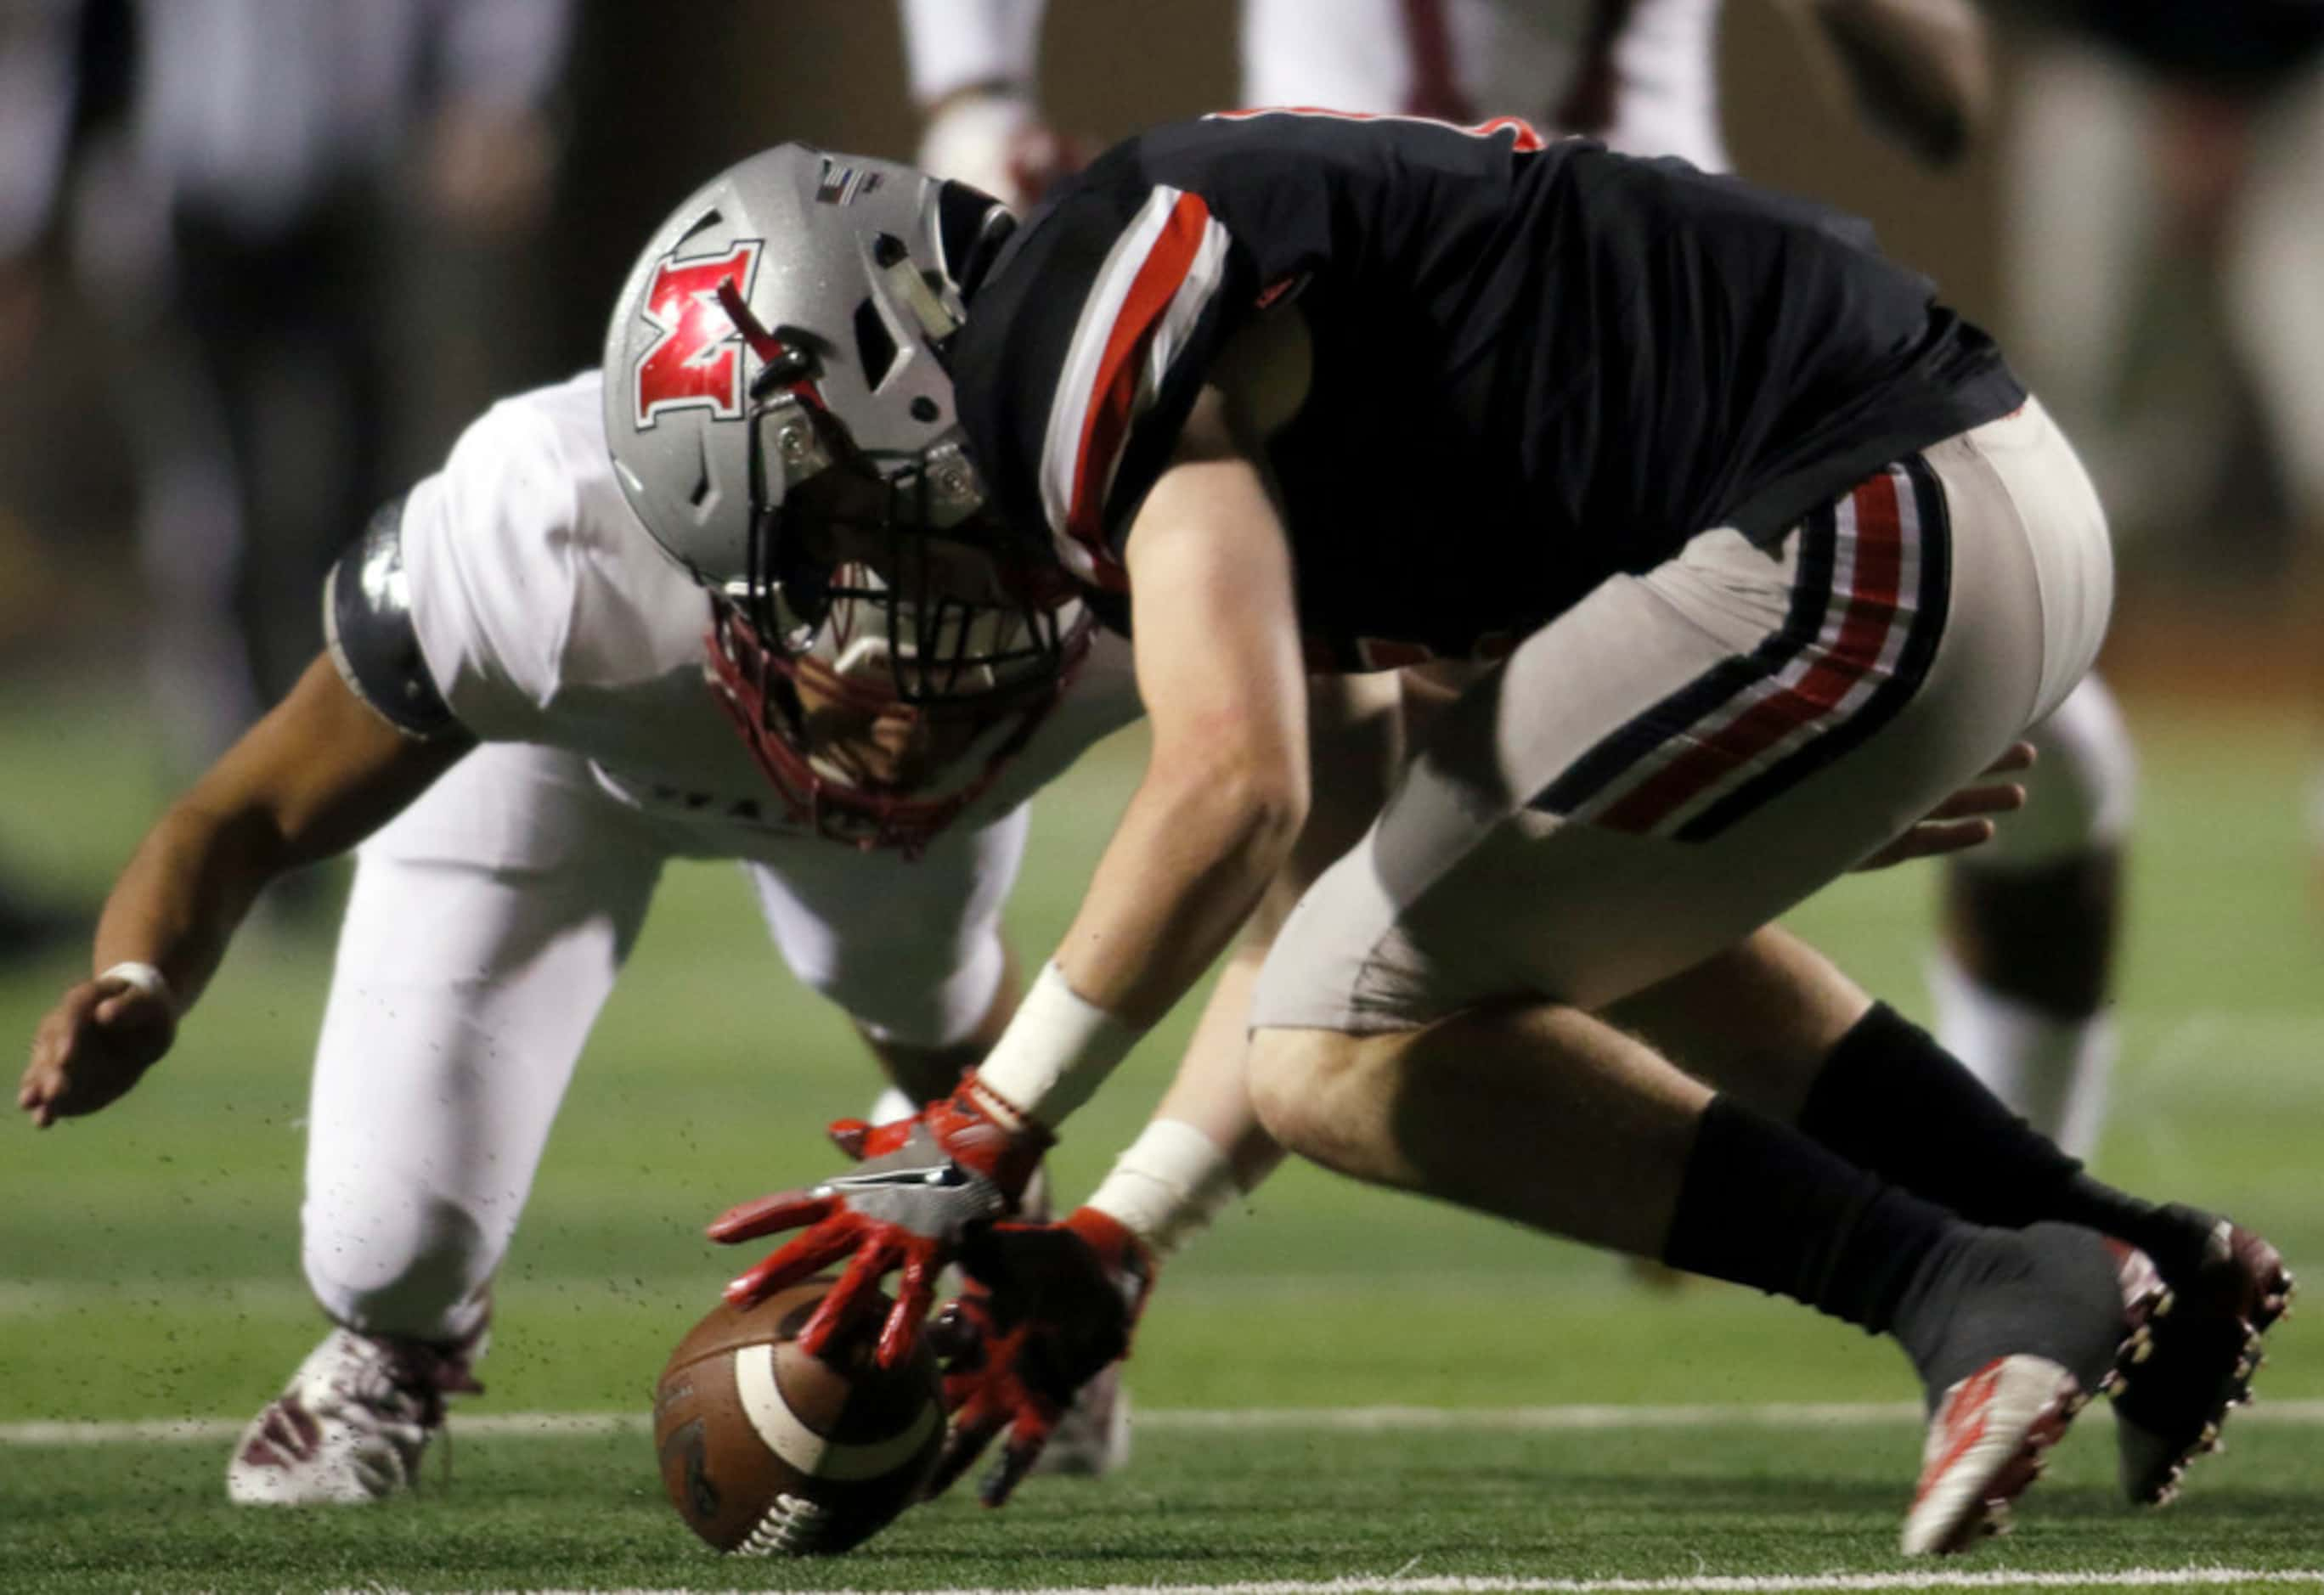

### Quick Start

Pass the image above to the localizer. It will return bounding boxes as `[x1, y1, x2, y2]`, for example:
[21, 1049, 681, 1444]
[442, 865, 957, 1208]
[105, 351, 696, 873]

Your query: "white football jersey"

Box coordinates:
[398, 371, 1142, 849]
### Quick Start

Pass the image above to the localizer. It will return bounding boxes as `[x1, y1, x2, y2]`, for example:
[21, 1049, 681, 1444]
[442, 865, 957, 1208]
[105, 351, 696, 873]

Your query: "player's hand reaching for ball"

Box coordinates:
[926, 1207, 1154, 1507]
[707, 1074, 1051, 1371]
[20, 967, 178, 1128]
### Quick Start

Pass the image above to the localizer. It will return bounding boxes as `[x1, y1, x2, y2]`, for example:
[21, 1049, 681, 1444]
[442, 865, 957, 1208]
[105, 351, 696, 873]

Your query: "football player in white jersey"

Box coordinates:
[900, 0, 2133, 1163]
[8, 150, 1541, 1510]
[13, 168, 1153, 1505]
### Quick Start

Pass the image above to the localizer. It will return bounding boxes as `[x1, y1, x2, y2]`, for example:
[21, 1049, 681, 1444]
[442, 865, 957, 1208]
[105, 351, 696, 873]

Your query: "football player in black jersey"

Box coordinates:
[903, 0, 2139, 1175]
[601, 126, 2289, 1554]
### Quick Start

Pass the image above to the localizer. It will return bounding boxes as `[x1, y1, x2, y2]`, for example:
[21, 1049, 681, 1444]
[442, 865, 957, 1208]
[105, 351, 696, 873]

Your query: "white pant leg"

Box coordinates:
[743, 804, 1028, 1049]
[1927, 951, 2114, 1158]
[1594, 0, 1727, 171]
[301, 743, 664, 1344]
[2001, 46, 2158, 448]
[1239, 0, 1621, 142]
[1241, 0, 1421, 111]
[1931, 670, 2131, 1158]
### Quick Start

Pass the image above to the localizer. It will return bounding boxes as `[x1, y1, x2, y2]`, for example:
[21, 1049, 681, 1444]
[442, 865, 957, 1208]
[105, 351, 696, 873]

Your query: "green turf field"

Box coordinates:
[3, 674, 2320, 1593]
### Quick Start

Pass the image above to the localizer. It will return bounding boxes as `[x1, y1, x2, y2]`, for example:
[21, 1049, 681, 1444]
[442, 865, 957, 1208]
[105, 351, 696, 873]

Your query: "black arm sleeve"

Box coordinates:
[322, 495, 465, 741]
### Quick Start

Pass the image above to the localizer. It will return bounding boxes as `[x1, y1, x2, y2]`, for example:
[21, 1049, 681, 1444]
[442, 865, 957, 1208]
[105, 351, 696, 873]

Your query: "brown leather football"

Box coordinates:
[652, 1280, 945, 1556]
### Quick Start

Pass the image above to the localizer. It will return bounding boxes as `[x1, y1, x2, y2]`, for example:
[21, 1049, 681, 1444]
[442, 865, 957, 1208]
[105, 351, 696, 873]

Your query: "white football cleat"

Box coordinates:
[226, 1327, 482, 1506]
[1900, 1353, 2084, 1555]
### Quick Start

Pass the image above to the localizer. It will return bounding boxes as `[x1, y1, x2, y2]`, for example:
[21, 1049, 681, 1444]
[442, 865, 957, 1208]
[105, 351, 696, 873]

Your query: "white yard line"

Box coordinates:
[14, 1401, 2324, 1447]
[319, 1569, 2324, 1594]
[0, 1412, 644, 1445]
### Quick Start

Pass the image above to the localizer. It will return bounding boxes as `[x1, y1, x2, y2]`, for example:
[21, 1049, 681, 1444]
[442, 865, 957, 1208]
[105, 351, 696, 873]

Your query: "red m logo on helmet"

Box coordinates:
[632, 240, 764, 429]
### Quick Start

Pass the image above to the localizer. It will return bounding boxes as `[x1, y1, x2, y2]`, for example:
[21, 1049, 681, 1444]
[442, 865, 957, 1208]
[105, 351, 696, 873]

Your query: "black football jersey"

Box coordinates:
[949, 110, 2024, 671]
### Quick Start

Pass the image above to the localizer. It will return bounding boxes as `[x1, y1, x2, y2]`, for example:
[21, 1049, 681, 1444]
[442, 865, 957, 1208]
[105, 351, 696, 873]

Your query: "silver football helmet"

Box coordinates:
[603, 144, 1089, 854]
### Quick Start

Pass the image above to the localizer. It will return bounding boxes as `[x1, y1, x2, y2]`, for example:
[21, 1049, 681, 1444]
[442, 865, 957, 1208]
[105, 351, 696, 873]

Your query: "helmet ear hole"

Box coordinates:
[853, 298, 900, 392]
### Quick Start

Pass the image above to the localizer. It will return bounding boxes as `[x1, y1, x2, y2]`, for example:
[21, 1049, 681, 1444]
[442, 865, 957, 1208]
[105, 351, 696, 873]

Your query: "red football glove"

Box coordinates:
[924, 1205, 1155, 1507]
[706, 1074, 1050, 1370]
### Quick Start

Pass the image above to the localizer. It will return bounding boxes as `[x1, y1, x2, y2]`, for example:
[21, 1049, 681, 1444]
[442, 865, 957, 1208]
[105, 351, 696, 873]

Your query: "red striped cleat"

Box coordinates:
[1900, 1237, 2168, 1555]
[1901, 1354, 2084, 1555]
[2112, 1213, 2295, 1506]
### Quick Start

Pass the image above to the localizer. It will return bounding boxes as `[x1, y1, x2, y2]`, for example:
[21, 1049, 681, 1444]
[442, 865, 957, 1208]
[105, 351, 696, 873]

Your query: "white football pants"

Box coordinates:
[1928, 674, 2133, 1158]
[1255, 399, 2113, 1031]
[299, 741, 1025, 1344]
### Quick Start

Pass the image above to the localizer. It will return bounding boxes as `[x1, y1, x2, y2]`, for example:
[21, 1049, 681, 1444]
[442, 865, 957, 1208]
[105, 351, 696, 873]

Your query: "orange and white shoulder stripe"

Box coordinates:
[1038, 185, 1234, 591]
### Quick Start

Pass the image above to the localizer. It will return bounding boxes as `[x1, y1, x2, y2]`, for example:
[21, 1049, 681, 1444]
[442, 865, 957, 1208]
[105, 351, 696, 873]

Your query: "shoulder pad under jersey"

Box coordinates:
[323, 495, 464, 741]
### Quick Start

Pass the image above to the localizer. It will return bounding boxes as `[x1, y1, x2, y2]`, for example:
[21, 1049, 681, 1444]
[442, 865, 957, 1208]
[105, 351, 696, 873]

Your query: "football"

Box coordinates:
[652, 1280, 945, 1556]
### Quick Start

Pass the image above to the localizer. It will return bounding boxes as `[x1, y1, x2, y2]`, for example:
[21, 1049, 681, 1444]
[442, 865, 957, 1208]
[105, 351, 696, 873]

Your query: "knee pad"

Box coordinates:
[1967, 675, 2136, 871]
[302, 1189, 494, 1344]
[807, 927, 1008, 1050]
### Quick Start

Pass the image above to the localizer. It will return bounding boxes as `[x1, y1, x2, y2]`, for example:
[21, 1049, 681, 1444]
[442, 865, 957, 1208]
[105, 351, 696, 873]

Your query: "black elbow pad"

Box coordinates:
[323, 495, 463, 741]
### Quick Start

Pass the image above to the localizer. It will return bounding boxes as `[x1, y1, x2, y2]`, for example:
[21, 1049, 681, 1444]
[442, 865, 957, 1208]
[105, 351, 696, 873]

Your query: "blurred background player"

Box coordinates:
[0, 0, 102, 961]
[900, 0, 2134, 1159]
[2002, 1, 2324, 555]
[3, 0, 572, 783]
[1996, 0, 2324, 904]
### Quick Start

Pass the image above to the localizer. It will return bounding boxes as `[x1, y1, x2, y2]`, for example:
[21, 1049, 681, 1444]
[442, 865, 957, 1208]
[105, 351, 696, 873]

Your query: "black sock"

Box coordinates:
[1664, 1093, 1970, 1342]
[1797, 1003, 2185, 1258]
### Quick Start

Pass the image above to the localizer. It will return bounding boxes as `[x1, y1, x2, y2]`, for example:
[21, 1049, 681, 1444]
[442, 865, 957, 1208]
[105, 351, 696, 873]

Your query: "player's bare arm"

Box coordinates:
[18, 654, 471, 1127]
[705, 306, 1318, 1354]
[1052, 419, 1307, 1029]
[1144, 665, 1407, 1190]
[918, 448, 1317, 1494]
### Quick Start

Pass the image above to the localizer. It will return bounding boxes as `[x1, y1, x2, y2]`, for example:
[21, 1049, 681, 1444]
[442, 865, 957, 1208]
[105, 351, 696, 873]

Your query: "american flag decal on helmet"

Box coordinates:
[816, 159, 884, 206]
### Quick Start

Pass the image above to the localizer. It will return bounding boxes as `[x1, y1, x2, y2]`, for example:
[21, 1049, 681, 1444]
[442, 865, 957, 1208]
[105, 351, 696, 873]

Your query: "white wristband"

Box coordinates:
[973, 961, 1141, 1128]
[99, 961, 177, 1017]
[1088, 1119, 1243, 1258]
